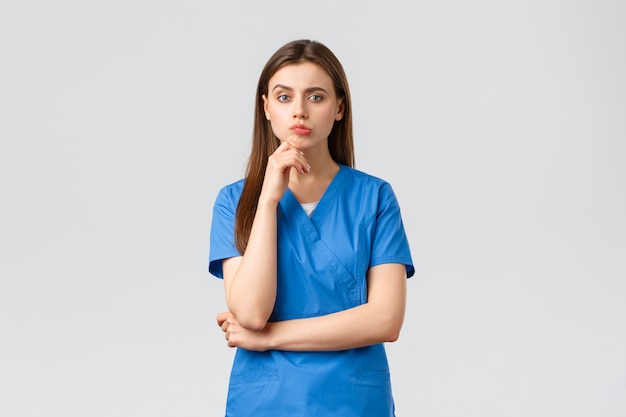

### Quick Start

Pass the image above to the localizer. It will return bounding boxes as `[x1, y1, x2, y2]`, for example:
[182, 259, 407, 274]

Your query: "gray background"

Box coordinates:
[1, 1, 625, 416]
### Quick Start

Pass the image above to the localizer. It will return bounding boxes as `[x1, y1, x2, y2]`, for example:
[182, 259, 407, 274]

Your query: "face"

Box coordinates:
[263, 61, 344, 151]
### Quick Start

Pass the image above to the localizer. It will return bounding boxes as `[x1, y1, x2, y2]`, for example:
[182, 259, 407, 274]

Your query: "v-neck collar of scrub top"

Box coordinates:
[281, 164, 349, 232]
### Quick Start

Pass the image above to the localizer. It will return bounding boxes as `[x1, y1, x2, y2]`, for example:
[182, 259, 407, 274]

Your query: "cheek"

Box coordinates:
[322, 107, 340, 124]
[267, 119, 288, 141]
[267, 105, 288, 121]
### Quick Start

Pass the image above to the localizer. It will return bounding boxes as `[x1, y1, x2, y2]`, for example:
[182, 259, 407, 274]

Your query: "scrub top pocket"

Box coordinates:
[228, 349, 279, 385]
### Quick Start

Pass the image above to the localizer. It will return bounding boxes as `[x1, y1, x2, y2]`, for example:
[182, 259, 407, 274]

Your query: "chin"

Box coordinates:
[287, 137, 309, 148]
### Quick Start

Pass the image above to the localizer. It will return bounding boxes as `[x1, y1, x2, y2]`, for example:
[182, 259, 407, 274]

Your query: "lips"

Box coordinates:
[290, 124, 312, 136]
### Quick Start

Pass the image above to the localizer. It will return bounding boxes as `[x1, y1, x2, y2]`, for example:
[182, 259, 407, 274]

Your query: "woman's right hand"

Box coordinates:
[259, 141, 310, 205]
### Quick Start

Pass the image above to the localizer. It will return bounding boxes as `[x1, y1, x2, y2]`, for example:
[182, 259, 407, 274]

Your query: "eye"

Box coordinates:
[277, 94, 290, 102]
[308, 94, 323, 102]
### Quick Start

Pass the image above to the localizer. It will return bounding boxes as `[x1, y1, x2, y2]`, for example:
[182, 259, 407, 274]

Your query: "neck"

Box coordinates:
[287, 146, 339, 205]
[290, 148, 339, 183]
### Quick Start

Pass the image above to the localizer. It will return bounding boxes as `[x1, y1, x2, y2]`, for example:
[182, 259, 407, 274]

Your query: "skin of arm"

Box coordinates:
[217, 263, 407, 351]
[223, 143, 310, 331]
[221, 199, 277, 331]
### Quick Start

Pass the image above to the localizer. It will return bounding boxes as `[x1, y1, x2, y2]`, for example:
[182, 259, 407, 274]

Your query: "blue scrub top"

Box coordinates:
[209, 165, 414, 417]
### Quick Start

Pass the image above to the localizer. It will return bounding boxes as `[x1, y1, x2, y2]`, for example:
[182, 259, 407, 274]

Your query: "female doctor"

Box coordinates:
[209, 39, 414, 416]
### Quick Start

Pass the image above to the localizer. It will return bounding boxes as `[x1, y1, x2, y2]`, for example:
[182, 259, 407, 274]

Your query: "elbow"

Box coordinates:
[226, 300, 272, 331]
[241, 318, 268, 332]
[235, 313, 269, 331]
[380, 315, 404, 343]
[383, 327, 402, 343]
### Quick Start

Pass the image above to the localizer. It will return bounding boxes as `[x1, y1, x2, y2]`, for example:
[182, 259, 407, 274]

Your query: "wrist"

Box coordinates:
[257, 193, 281, 209]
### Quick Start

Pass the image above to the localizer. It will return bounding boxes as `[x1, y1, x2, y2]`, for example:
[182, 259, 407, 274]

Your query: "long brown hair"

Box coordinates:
[234, 39, 355, 253]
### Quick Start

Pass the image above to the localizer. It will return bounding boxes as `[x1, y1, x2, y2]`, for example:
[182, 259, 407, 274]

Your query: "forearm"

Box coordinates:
[222, 143, 312, 330]
[219, 264, 408, 351]
[225, 199, 278, 330]
[264, 301, 405, 351]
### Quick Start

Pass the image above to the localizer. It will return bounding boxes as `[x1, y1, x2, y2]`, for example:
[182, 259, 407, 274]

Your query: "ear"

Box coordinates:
[335, 98, 345, 121]
[262, 95, 270, 120]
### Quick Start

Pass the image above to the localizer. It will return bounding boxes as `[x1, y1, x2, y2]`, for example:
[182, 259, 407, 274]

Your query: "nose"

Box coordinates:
[293, 97, 308, 119]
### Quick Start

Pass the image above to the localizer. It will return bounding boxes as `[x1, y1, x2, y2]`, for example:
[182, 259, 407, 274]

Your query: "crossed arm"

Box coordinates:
[217, 259, 407, 352]
[219, 143, 407, 351]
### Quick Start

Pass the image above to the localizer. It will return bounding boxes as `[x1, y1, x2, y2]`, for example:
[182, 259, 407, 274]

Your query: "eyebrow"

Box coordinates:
[271, 84, 329, 94]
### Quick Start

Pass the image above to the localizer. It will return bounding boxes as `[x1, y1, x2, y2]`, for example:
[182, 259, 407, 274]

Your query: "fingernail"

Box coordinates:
[307, 164, 311, 172]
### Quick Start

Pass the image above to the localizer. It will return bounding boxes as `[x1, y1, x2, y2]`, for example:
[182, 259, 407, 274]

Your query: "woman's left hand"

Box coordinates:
[216, 311, 271, 351]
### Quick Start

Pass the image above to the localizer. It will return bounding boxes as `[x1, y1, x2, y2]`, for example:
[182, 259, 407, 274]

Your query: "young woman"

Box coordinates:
[209, 39, 414, 417]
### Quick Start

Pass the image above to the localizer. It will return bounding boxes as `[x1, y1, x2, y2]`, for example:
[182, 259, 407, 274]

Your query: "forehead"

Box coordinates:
[268, 62, 334, 91]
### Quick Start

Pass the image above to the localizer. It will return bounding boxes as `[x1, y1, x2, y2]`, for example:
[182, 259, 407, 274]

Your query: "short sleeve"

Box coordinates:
[369, 182, 415, 278]
[208, 184, 242, 279]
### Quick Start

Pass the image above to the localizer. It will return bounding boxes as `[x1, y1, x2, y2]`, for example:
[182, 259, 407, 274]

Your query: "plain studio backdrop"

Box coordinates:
[1, 1, 625, 416]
